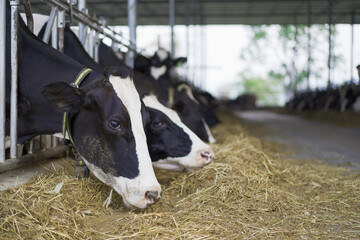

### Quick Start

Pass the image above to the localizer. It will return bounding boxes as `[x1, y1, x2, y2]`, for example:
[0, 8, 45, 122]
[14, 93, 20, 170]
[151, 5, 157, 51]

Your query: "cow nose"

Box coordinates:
[200, 149, 215, 165]
[145, 190, 161, 207]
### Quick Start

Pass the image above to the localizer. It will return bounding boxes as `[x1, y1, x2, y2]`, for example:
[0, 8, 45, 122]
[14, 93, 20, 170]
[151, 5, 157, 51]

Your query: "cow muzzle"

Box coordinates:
[118, 184, 162, 209]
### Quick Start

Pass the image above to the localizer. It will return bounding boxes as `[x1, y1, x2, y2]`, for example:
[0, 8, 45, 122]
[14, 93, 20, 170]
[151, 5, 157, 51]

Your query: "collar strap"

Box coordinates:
[167, 87, 174, 107]
[62, 68, 92, 146]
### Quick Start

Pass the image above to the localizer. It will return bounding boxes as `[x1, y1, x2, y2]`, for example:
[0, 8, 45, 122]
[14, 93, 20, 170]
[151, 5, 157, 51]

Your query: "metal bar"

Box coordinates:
[43, 0, 139, 53]
[58, 10, 65, 52]
[42, 6, 57, 44]
[292, 16, 298, 95]
[327, 0, 332, 87]
[306, 0, 311, 90]
[51, 8, 58, 148]
[350, 11, 354, 83]
[185, 0, 190, 80]
[51, 8, 58, 49]
[0, 0, 6, 163]
[10, 0, 20, 159]
[78, 0, 86, 44]
[169, 0, 175, 58]
[22, 0, 34, 32]
[88, 29, 94, 57]
[127, 0, 137, 68]
[94, 30, 99, 63]
[0, 145, 68, 173]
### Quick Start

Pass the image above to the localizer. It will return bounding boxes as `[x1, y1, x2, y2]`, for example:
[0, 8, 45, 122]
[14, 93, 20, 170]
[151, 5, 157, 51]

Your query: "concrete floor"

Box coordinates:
[236, 110, 360, 169]
[0, 159, 63, 191]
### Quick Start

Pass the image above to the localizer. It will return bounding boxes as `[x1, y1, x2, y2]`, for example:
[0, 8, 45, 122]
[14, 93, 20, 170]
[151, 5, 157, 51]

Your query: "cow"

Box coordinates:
[98, 45, 217, 143]
[8, 5, 161, 209]
[31, 17, 215, 171]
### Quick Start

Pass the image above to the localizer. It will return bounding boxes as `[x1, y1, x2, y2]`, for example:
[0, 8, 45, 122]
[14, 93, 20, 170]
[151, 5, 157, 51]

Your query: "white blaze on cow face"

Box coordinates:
[150, 65, 167, 80]
[84, 75, 161, 209]
[143, 95, 215, 171]
[156, 49, 169, 62]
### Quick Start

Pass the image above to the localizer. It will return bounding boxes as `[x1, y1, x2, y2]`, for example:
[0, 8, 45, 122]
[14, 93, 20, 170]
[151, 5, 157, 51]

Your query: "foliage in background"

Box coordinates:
[236, 24, 341, 106]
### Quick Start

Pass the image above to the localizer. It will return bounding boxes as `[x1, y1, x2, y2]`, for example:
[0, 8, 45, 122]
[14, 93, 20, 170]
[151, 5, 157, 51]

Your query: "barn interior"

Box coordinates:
[1, 0, 360, 239]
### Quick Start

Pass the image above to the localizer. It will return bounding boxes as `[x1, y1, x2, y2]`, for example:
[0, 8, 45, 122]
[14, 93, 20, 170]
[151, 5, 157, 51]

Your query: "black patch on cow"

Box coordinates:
[72, 80, 140, 179]
[104, 66, 133, 79]
[145, 108, 192, 161]
[172, 90, 210, 142]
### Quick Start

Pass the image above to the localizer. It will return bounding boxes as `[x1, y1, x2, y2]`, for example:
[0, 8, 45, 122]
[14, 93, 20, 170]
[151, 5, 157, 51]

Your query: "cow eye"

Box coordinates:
[109, 120, 122, 131]
[152, 120, 166, 128]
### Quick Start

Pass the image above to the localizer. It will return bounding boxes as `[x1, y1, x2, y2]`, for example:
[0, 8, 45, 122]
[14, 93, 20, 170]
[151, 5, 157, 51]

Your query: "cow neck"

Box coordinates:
[15, 17, 100, 143]
[62, 68, 93, 147]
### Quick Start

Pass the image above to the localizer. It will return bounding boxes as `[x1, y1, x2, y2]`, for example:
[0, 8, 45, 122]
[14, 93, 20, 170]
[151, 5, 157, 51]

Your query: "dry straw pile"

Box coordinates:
[1, 111, 360, 239]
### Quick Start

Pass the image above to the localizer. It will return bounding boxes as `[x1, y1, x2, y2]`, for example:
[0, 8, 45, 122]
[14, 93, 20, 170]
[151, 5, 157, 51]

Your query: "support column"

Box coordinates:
[185, 0, 190, 80]
[127, 0, 137, 68]
[169, 0, 175, 58]
[10, 0, 19, 159]
[327, 0, 333, 88]
[350, 11, 354, 83]
[292, 16, 298, 95]
[0, 0, 6, 162]
[306, 0, 311, 90]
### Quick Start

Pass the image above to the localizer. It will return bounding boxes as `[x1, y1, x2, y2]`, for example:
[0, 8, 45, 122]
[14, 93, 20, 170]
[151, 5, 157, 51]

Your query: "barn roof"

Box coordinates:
[30, 0, 360, 26]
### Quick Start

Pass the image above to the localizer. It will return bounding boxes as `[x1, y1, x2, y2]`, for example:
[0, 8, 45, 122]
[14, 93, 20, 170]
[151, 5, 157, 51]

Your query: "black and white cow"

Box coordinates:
[30, 16, 215, 171]
[110, 48, 217, 143]
[10, 6, 161, 209]
[132, 48, 218, 141]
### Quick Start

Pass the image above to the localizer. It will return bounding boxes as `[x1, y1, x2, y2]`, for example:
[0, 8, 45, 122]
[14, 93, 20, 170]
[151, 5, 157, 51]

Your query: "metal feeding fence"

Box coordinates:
[0, 0, 139, 173]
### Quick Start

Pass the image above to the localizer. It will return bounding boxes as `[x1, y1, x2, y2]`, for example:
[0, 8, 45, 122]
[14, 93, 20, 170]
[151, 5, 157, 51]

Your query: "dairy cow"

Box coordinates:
[9, 5, 161, 209]
[31, 17, 214, 171]
[99, 45, 216, 143]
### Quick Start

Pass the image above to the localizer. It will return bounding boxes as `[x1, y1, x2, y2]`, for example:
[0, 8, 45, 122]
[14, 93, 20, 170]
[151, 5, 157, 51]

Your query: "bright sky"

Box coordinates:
[110, 24, 360, 104]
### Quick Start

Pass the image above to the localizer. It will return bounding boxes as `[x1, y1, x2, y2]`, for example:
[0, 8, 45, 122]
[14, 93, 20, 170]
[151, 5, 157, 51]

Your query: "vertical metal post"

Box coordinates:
[292, 17, 298, 95]
[169, 0, 175, 58]
[42, 6, 57, 44]
[78, 0, 86, 43]
[350, 11, 354, 83]
[327, 0, 333, 87]
[0, 0, 6, 162]
[51, 8, 58, 148]
[10, 0, 19, 159]
[51, 8, 58, 49]
[88, 29, 94, 58]
[94, 30, 99, 63]
[307, 0, 311, 90]
[127, 0, 137, 68]
[58, 10, 65, 53]
[185, 0, 190, 80]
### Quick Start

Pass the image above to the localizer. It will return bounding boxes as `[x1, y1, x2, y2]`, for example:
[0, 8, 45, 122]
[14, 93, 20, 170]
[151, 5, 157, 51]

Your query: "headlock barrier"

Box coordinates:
[0, 0, 139, 173]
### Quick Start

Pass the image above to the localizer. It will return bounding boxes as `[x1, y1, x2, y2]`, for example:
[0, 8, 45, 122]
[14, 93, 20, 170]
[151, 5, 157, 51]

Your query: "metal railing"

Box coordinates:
[0, 0, 139, 172]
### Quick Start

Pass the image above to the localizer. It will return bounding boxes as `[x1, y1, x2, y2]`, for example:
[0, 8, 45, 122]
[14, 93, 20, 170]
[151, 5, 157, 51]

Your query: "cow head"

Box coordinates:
[143, 95, 214, 171]
[149, 49, 187, 81]
[170, 84, 216, 143]
[42, 67, 161, 209]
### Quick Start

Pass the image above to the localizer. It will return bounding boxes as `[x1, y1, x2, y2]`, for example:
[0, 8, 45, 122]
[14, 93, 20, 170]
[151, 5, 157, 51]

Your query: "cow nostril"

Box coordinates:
[201, 151, 212, 160]
[145, 190, 159, 204]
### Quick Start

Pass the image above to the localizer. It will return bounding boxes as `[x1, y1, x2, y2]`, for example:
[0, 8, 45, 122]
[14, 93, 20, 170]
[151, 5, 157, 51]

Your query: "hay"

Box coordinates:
[1, 110, 360, 239]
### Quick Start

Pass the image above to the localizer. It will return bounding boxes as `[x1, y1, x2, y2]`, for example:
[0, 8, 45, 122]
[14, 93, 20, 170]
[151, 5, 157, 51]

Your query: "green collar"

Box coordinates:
[62, 68, 93, 146]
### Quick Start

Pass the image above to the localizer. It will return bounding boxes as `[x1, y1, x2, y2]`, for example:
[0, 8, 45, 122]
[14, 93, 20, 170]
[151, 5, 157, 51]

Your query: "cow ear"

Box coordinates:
[140, 100, 151, 127]
[42, 82, 85, 113]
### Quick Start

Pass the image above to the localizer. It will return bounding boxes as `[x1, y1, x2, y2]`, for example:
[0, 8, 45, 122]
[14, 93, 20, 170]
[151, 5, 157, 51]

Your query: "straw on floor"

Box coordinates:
[1, 111, 359, 239]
